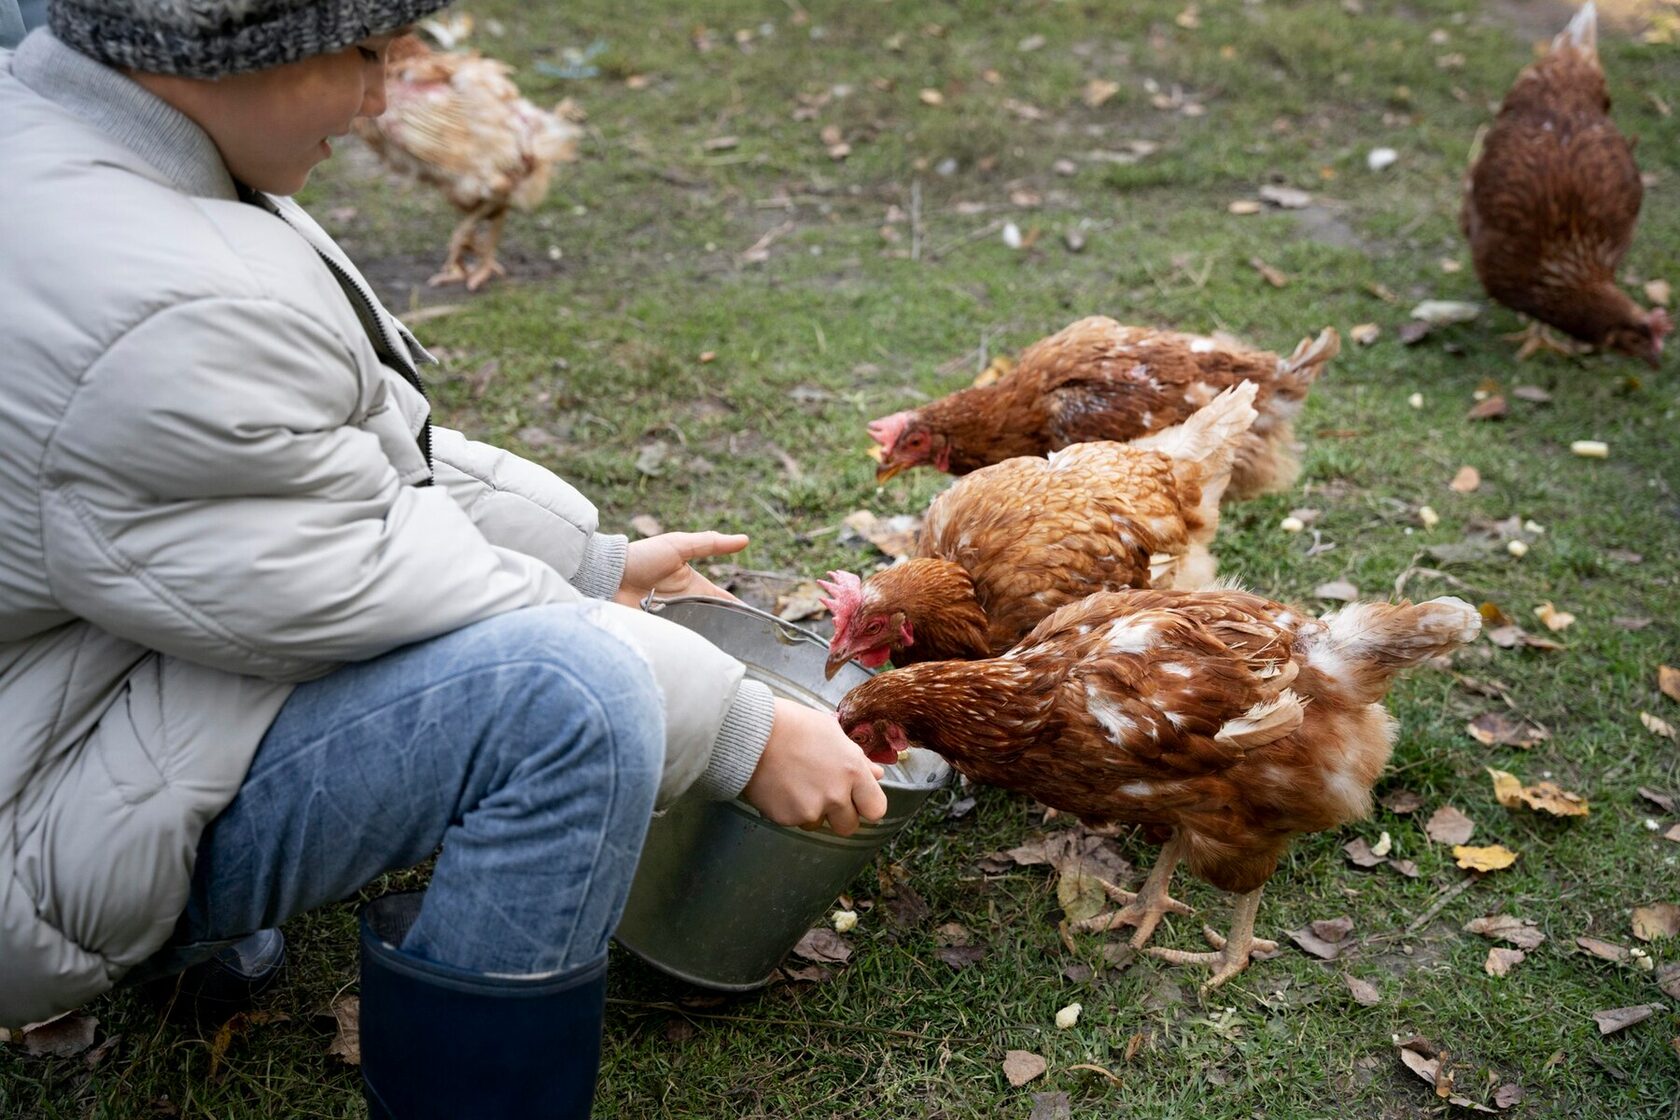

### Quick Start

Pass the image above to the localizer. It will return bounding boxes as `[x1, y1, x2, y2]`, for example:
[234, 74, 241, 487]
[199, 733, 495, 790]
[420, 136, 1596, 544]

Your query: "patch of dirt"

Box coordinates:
[1288, 205, 1368, 252]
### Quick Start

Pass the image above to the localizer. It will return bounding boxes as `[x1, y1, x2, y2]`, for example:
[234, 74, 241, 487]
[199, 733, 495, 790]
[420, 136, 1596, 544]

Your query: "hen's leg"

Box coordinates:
[1502, 319, 1582, 361]
[1146, 885, 1278, 991]
[429, 206, 487, 288]
[1073, 831, 1193, 948]
[465, 207, 510, 291]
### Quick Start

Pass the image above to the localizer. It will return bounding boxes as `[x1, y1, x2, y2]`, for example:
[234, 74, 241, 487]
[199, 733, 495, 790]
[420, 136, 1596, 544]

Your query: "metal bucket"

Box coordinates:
[613, 596, 950, 991]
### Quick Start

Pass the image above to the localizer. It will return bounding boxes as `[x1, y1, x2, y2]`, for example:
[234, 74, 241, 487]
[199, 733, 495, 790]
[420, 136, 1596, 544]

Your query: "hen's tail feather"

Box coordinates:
[1128, 381, 1260, 467]
[1554, 1, 1598, 56]
[1306, 596, 1481, 705]
[1273, 327, 1341, 398]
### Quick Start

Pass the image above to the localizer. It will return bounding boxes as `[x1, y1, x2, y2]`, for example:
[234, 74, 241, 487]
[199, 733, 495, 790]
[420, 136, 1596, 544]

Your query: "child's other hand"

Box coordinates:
[614, 531, 748, 608]
[741, 699, 889, 836]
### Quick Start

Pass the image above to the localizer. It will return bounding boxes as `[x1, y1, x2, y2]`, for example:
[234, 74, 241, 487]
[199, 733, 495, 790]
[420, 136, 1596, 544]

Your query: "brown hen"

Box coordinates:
[354, 35, 584, 290]
[867, 319, 1338, 500]
[1461, 1, 1669, 365]
[821, 384, 1258, 677]
[838, 587, 1480, 989]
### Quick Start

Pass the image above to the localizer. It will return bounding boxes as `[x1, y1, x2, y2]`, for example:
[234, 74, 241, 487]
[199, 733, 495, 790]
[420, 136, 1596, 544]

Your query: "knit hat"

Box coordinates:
[50, 0, 451, 78]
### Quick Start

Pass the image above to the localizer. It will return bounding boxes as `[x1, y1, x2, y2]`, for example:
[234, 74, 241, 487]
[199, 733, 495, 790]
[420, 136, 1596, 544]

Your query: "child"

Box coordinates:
[0, 4, 887, 1117]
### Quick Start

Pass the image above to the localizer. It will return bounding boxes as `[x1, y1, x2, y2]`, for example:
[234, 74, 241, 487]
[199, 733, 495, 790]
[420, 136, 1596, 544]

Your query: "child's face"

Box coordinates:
[142, 31, 403, 195]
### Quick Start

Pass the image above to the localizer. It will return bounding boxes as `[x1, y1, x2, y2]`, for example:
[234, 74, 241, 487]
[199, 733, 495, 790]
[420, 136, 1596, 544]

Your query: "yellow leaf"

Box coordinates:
[1453, 844, 1518, 872]
[1487, 768, 1524, 809]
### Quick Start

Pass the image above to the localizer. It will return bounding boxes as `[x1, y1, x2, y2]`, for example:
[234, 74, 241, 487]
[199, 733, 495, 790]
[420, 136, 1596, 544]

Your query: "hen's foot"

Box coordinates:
[1503, 321, 1584, 361]
[427, 262, 469, 288]
[464, 256, 507, 292]
[1075, 880, 1194, 948]
[1146, 924, 1279, 991]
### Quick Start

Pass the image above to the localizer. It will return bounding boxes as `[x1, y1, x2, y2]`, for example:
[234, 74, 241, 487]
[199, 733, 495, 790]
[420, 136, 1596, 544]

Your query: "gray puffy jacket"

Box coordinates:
[0, 30, 773, 1027]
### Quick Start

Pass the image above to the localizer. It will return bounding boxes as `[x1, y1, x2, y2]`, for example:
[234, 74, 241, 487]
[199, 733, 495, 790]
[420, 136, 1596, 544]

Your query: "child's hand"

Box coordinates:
[741, 700, 889, 836]
[614, 531, 749, 608]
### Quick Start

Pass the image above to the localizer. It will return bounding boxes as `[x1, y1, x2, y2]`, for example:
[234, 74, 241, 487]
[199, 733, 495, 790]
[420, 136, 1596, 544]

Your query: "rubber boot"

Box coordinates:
[359, 893, 607, 1120]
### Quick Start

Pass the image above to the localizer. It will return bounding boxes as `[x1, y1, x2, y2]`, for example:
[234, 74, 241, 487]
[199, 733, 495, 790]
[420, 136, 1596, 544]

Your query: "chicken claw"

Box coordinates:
[1072, 832, 1192, 949]
[427, 261, 469, 288]
[1503, 320, 1584, 361]
[1145, 886, 1274, 992]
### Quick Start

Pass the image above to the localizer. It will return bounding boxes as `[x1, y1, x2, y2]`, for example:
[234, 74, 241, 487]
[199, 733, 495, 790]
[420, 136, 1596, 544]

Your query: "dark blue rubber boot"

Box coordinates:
[359, 893, 606, 1120]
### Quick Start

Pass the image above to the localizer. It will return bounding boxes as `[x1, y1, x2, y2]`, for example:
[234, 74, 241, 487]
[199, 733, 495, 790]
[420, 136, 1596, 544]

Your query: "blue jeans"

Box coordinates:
[165, 603, 665, 977]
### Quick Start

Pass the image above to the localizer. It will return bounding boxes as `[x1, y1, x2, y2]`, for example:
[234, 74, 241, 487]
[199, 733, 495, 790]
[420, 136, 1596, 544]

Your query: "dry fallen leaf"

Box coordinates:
[326, 996, 360, 1066]
[1464, 915, 1547, 950]
[1259, 184, 1313, 209]
[21, 1015, 98, 1059]
[1646, 278, 1672, 307]
[1057, 868, 1109, 924]
[1511, 384, 1553, 403]
[792, 927, 853, 964]
[1351, 322, 1381, 345]
[1288, 915, 1354, 959]
[1082, 78, 1121, 108]
[1488, 768, 1588, 818]
[1632, 903, 1680, 942]
[1344, 973, 1382, 1006]
[1495, 1083, 1525, 1109]
[841, 509, 921, 558]
[1641, 712, 1677, 739]
[1466, 712, 1548, 749]
[1593, 1005, 1658, 1035]
[1642, 788, 1679, 813]
[918, 88, 945, 106]
[1454, 844, 1518, 872]
[1315, 580, 1360, 602]
[775, 580, 828, 622]
[1577, 937, 1633, 963]
[1383, 788, 1424, 814]
[1249, 256, 1289, 287]
[1003, 1049, 1049, 1087]
[1660, 666, 1680, 704]
[1533, 602, 1575, 632]
[1344, 836, 1386, 868]
[1467, 395, 1508, 421]
[1449, 465, 1481, 492]
[1485, 947, 1526, 976]
[1228, 199, 1263, 215]
[1426, 805, 1476, 845]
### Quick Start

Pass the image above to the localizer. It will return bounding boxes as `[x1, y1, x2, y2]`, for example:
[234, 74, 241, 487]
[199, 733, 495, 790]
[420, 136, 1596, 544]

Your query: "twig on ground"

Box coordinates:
[1404, 875, 1478, 935]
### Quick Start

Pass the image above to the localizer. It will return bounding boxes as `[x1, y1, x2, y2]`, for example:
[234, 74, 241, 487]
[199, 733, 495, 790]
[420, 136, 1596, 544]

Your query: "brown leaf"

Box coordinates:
[841, 509, 921, 558]
[935, 945, 986, 969]
[1003, 1049, 1049, 1087]
[1315, 580, 1360, 602]
[775, 580, 828, 621]
[1657, 962, 1680, 1000]
[792, 927, 854, 964]
[325, 996, 360, 1066]
[882, 882, 931, 929]
[1632, 902, 1680, 942]
[1484, 946, 1526, 976]
[1289, 917, 1354, 960]
[1312, 916, 1356, 942]
[1350, 322, 1381, 345]
[1344, 973, 1382, 1006]
[1388, 857, 1421, 878]
[1397, 1038, 1444, 1090]
[1661, 666, 1680, 704]
[1343, 836, 1385, 868]
[1398, 320, 1433, 345]
[1426, 805, 1476, 845]
[1666, 824, 1680, 844]
[1533, 602, 1575, 632]
[1641, 712, 1677, 740]
[1576, 936, 1631, 964]
[1465, 915, 1547, 950]
[21, 1015, 98, 1059]
[1249, 256, 1289, 287]
[1593, 1005, 1658, 1035]
[1081, 78, 1121, 108]
[1467, 395, 1508, 421]
[780, 962, 833, 983]
[1029, 1091, 1073, 1120]
[1453, 844, 1518, 872]
[1467, 713, 1548, 749]
[934, 921, 971, 947]
[1640, 787, 1678, 813]
[1449, 465, 1481, 492]
[1383, 788, 1424, 814]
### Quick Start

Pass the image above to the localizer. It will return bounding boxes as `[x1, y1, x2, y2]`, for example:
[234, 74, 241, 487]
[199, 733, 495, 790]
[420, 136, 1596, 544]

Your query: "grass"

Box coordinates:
[6, 0, 1680, 1116]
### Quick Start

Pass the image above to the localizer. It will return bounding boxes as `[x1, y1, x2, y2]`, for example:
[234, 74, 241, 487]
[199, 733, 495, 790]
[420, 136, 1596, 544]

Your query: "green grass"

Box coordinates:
[6, 0, 1680, 1116]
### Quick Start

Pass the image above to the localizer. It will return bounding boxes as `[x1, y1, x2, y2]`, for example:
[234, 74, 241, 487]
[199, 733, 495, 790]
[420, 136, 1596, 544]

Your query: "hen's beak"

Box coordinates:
[824, 650, 852, 680]
[874, 460, 908, 485]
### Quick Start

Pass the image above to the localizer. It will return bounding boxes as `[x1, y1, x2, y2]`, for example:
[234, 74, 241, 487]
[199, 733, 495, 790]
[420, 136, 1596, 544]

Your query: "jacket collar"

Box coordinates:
[10, 28, 238, 202]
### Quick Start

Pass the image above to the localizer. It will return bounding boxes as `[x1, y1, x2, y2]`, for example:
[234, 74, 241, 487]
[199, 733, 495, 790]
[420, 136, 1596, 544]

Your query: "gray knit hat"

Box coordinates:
[50, 0, 451, 77]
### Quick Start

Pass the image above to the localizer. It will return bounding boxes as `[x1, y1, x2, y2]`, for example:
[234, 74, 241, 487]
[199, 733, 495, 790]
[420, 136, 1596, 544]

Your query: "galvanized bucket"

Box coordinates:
[613, 596, 950, 990]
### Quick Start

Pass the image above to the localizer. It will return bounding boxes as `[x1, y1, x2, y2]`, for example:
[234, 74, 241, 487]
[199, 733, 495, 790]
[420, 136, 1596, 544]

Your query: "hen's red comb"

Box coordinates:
[817, 570, 864, 635]
[866, 412, 911, 454]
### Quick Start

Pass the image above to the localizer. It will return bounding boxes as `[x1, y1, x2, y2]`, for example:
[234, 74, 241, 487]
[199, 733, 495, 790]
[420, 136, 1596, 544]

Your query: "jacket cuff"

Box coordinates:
[690, 678, 775, 801]
[571, 532, 627, 600]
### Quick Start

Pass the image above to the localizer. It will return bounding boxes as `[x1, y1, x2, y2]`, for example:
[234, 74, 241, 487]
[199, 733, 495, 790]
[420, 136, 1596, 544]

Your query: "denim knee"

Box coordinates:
[475, 603, 666, 814]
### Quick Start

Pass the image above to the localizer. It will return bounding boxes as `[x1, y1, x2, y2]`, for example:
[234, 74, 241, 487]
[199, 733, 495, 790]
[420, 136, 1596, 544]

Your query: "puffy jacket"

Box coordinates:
[0, 30, 773, 1026]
